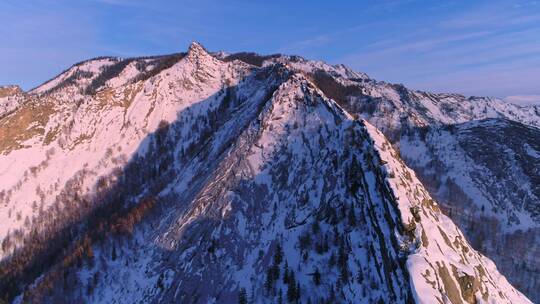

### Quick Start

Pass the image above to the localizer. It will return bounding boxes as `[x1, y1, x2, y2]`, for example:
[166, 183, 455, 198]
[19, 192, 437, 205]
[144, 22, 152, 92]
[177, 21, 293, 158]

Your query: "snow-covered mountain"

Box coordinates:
[0, 42, 534, 303]
[258, 55, 540, 301]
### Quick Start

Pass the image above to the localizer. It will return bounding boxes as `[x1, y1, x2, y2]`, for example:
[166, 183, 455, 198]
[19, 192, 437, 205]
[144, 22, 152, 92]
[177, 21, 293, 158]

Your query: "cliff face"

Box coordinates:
[0, 43, 533, 303]
[396, 119, 540, 297]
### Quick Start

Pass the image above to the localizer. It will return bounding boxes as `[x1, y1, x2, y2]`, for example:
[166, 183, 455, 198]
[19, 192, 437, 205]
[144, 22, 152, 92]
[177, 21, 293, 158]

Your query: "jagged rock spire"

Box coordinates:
[186, 41, 211, 60]
[0, 85, 23, 97]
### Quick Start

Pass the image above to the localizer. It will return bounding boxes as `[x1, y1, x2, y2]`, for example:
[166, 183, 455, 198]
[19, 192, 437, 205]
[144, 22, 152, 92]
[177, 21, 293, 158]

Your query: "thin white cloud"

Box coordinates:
[408, 65, 540, 97]
[278, 35, 331, 54]
[333, 1, 540, 97]
[504, 95, 540, 106]
[90, 0, 142, 6]
[440, 1, 540, 29]
[362, 30, 494, 54]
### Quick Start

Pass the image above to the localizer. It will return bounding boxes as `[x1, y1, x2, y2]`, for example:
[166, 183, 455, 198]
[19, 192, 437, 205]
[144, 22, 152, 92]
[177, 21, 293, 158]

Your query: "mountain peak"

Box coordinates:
[0, 85, 23, 97]
[186, 41, 210, 58]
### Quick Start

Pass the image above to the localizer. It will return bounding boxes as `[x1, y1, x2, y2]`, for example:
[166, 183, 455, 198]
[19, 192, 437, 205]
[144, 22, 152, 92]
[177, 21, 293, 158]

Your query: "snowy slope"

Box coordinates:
[0, 43, 533, 303]
[364, 121, 530, 304]
[0, 43, 245, 256]
[30, 57, 119, 95]
[0, 85, 27, 118]
[397, 119, 540, 298]
[241, 53, 540, 301]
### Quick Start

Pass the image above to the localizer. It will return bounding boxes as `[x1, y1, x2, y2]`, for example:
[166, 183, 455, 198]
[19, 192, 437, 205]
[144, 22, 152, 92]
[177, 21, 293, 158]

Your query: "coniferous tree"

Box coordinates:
[313, 268, 321, 286]
[338, 241, 349, 283]
[111, 243, 117, 261]
[348, 204, 357, 227]
[283, 261, 290, 284]
[250, 285, 256, 303]
[302, 250, 308, 262]
[333, 227, 340, 246]
[329, 283, 336, 302]
[272, 264, 280, 283]
[265, 268, 274, 293]
[316, 240, 324, 255]
[238, 287, 247, 304]
[341, 203, 347, 220]
[311, 220, 320, 234]
[299, 233, 311, 250]
[329, 251, 336, 268]
[356, 269, 364, 284]
[274, 243, 283, 265]
[287, 271, 297, 303]
[156, 273, 164, 290]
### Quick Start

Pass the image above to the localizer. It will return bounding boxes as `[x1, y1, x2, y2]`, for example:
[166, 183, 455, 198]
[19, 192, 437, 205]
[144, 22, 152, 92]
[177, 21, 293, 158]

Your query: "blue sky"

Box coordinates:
[1, 0, 539, 100]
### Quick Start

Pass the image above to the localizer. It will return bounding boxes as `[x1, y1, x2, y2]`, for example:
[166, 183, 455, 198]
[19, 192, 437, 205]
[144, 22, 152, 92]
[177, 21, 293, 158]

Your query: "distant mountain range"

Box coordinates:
[0, 42, 537, 303]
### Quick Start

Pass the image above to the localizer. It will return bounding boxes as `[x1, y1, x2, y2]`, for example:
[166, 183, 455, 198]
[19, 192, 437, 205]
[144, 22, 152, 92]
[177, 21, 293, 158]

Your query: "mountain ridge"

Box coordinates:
[0, 42, 535, 303]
